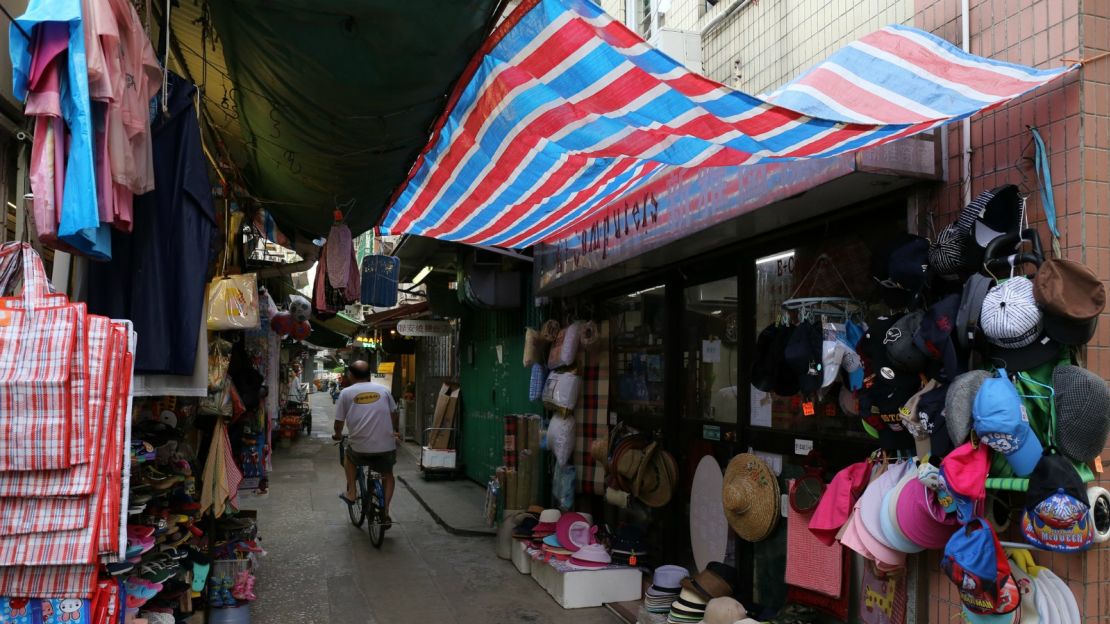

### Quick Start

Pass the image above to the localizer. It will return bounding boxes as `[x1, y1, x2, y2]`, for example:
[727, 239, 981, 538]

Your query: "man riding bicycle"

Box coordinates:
[332, 360, 399, 527]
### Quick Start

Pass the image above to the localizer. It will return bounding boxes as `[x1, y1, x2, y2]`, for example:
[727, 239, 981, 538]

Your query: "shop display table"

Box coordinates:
[527, 553, 641, 609]
[512, 539, 533, 574]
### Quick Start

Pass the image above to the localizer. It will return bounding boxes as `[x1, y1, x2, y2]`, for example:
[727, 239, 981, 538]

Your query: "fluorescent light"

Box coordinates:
[4, 202, 15, 211]
[627, 284, 665, 298]
[756, 250, 795, 265]
[412, 265, 433, 285]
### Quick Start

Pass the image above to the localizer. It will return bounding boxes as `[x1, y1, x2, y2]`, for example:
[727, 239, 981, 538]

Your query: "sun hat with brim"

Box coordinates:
[703, 597, 747, 624]
[1036, 569, 1081, 624]
[857, 461, 913, 553]
[611, 435, 650, 490]
[723, 453, 780, 542]
[633, 443, 679, 508]
[839, 494, 906, 572]
[896, 475, 961, 550]
[555, 512, 595, 552]
[809, 460, 871, 546]
[880, 471, 925, 554]
[565, 543, 610, 569]
[681, 564, 734, 601]
[946, 370, 991, 446]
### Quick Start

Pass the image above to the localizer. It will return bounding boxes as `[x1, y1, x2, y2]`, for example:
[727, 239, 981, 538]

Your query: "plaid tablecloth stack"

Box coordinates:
[0, 244, 135, 598]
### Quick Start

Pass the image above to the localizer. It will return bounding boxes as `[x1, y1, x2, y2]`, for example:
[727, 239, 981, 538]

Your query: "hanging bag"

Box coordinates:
[206, 273, 260, 331]
[0, 243, 81, 471]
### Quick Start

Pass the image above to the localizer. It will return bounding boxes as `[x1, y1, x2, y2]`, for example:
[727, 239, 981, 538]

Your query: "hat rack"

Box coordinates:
[779, 253, 866, 323]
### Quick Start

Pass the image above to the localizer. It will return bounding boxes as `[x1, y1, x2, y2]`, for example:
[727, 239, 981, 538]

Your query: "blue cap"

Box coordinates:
[935, 467, 959, 514]
[972, 369, 1042, 477]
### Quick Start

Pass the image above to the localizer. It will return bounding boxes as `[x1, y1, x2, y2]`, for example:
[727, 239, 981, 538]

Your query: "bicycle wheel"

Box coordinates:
[367, 479, 385, 548]
[347, 470, 366, 528]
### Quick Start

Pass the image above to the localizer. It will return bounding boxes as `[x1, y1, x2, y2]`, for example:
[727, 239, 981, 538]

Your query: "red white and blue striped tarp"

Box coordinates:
[380, 0, 1074, 248]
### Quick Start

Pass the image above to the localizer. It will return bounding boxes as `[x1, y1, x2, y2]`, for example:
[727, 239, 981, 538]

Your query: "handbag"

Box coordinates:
[206, 273, 260, 331]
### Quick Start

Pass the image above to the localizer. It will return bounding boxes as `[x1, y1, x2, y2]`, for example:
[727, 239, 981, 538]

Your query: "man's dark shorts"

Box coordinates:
[345, 448, 396, 475]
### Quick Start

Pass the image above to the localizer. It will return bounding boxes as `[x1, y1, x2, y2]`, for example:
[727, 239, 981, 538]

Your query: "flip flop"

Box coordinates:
[337, 493, 357, 506]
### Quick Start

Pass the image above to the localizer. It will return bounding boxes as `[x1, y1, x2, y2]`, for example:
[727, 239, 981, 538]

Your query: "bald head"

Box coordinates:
[348, 360, 372, 380]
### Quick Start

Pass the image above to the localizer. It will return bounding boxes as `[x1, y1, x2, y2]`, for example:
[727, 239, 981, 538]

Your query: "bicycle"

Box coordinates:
[337, 436, 387, 548]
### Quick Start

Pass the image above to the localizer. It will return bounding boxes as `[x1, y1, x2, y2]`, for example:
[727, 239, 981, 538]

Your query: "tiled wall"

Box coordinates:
[700, 0, 912, 92]
[914, 0, 1109, 622]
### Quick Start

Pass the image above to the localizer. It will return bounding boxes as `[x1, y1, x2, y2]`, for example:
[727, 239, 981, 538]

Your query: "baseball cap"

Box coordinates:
[884, 311, 928, 373]
[873, 234, 930, 308]
[972, 369, 1043, 477]
[980, 278, 1043, 349]
[899, 380, 941, 458]
[896, 475, 961, 549]
[914, 294, 963, 381]
[941, 520, 1021, 619]
[809, 460, 871, 547]
[861, 315, 923, 418]
[957, 184, 1023, 248]
[940, 441, 990, 524]
[1052, 365, 1110, 463]
[784, 320, 823, 395]
[822, 338, 861, 389]
[956, 274, 994, 350]
[1033, 258, 1106, 345]
[946, 370, 992, 447]
[930, 223, 983, 280]
[1021, 454, 1093, 553]
[751, 323, 781, 393]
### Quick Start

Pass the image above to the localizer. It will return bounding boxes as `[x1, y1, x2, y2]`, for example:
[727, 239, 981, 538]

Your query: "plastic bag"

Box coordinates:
[553, 464, 576, 510]
[547, 414, 576, 466]
[206, 274, 260, 330]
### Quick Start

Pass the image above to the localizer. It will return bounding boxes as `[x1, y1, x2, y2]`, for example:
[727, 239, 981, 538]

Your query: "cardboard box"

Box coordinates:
[428, 383, 460, 449]
[531, 560, 642, 609]
[511, 539, 533, 574]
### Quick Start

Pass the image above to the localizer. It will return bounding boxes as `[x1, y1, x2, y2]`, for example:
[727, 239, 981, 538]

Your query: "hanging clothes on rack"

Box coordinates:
[313, 223, 360, 316]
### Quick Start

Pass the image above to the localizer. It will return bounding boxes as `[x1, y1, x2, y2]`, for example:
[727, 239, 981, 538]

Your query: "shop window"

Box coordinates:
[750, 231, 888, 440]
[608, 285, 666, 423]
[682, 277, 739, 422]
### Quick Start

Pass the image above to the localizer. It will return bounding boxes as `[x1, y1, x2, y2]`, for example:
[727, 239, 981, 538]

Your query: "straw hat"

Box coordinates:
[722, 453, 780, 542]
[610, 435, 651, 491]
[590, 437, 610, 470]
[623, 442, 678, 508]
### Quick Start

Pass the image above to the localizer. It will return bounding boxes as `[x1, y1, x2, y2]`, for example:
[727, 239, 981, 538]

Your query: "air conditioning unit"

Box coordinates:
[648, 28, 702, 74]
[687, 280, 737, 309]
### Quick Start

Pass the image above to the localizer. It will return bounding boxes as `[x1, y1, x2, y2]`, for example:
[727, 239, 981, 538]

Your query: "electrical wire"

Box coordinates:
[0, 2, 30, 41]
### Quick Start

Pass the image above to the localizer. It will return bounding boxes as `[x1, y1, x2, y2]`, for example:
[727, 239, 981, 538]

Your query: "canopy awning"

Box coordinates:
[380, 0, 1074, 248]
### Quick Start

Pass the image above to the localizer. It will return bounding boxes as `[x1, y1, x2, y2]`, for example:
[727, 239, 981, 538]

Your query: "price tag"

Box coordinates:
[802, 401, 815, 416]
[794, 439, 814, 456]
[824, 403, 837, 417]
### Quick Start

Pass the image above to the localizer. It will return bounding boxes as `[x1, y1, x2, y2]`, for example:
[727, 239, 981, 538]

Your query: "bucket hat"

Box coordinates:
[945, 370, 991, 447]
[809, 460, 870, 546]
[566, 543, 610, 569]
[1033, 257, 1106, 345]
[972, 369, 1042, 477]
[555, 512, 596, 552]
[723, 453, 780, 542]
[1021, 454, 1093, 553]
[1052, 365, 1110, 463]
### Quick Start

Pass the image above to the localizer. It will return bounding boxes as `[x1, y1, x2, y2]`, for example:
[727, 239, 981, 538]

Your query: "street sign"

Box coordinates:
[396, 319, 452, 337]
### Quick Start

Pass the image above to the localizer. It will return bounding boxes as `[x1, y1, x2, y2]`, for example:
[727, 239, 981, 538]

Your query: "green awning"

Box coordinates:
[185, 0, 500, 237]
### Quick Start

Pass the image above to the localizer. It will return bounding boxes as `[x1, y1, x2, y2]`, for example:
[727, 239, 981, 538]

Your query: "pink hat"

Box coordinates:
[809, 461, 872, 546]
[567, 543, 610, 569]
[896, 476, 960, 549]
[556, 512, 597, 552]
[845, 462, 914, 570]
[941, 442, 989, 500]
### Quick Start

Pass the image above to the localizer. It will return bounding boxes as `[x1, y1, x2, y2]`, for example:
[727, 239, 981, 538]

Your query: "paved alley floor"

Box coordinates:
[240, 391, 619, 624]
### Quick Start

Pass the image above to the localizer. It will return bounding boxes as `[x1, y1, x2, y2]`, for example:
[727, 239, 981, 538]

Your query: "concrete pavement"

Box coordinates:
[240, 391, 618, 623]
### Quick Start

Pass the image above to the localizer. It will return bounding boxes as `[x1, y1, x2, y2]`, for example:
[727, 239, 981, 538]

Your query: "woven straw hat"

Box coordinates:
[627, 442, 678, 508]
[722, 453, 780, 542]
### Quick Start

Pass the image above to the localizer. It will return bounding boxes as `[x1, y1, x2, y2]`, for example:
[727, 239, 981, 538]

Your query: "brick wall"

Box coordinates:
[914, 1, 1109, 622]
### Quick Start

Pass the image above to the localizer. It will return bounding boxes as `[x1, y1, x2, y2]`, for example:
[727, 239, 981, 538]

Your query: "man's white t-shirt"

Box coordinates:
[335, 381, 398, 454]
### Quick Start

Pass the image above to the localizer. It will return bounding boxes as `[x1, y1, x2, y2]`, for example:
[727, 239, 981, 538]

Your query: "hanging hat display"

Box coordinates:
[722, 453, 780, 542]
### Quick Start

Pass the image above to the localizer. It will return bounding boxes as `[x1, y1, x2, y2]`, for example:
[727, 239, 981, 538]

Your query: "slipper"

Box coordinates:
[338, 493, 357, 506]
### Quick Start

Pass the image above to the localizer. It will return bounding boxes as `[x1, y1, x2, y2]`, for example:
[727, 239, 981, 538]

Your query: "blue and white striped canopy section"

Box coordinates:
[381, 0, 1074, 248]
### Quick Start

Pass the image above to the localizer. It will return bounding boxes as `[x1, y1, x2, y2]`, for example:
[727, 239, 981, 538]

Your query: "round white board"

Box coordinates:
[690, 455, 728, 572]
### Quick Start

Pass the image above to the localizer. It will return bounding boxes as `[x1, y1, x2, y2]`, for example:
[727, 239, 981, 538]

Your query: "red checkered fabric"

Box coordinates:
[0, 564, 97, 598]
[0, 497, 89, 536]
[0, 295, 91, 468]
[96, 326, 129, 554]
[503, 415, 518, 468]
[0, 315, 113, 498]
[574, 321, 609, 495]
[0, 303, 78, 471]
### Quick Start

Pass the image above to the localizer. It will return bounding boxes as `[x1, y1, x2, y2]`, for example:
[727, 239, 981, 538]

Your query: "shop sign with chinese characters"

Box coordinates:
[396, 319, 453, 337]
